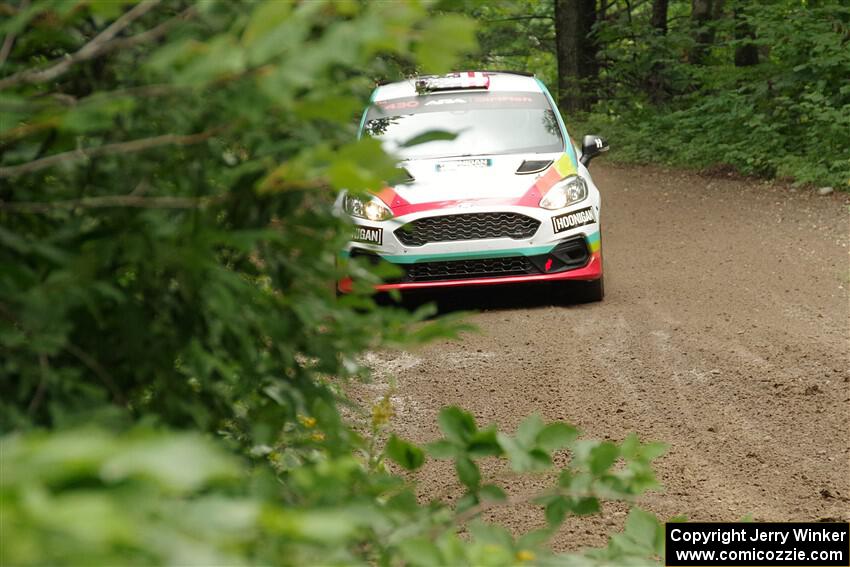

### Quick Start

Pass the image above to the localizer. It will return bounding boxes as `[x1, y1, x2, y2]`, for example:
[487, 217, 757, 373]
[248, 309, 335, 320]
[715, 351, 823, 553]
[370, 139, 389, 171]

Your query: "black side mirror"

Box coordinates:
[580, 134, 609, 167]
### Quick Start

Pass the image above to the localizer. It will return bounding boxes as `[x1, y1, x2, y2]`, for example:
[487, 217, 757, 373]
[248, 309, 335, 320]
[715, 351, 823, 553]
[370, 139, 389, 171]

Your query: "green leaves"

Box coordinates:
[577, 2, 850, 188]
[430, 407, 488, 491]
[327, 138, 405, 192]
[606, 507, 665, 559]
[2, 428, 254, 566]
[455, 456, 480, 489]
[386, 435, 425, 471]
[478, 484, 506, 503]
[538, 493, 598, 529]
[588, 441, 619, 475]
[422, 407, 658, 543]
[415, 14, 477, 73]
[3, 428, 241, 493]
[399, 537, 444, 566]
[400, 130, 459, 148]
[425, 439, 457, 459]
[60, 94, 137, 134]
[516, 412, 544, 446]
[545, 495, 570, 527]
[624, 507, 661, 550]
[537, 422, 579, 452]
[498, 414, 574, 472]
[241, 0, 295, 48]
[437, 406, 477, 445]
[497, 431, 550, 472]
[571, 496, 600, 516]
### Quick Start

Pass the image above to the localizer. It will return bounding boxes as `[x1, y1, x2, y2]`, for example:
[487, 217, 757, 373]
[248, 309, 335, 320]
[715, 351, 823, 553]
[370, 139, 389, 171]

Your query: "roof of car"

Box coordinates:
[372, 71, 542, 102]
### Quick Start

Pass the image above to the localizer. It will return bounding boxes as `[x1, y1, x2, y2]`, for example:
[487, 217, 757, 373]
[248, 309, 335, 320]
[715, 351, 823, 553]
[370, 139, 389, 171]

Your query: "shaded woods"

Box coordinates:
[463, 0, 849, 187]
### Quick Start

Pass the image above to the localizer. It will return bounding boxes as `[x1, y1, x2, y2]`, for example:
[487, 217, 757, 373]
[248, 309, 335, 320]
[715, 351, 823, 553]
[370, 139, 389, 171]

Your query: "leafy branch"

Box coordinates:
[0, 302, 126, 406]
[0, 129, 219, 178]
[382, 406, 667, 564]
[0, 0, 30, 67]
[0, 195, 214, 212]
[0, 1, 196, 91]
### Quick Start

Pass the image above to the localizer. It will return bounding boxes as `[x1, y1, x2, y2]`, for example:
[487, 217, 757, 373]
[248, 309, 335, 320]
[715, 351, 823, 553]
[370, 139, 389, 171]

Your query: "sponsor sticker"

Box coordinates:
[352, 225, 383, 245]
[435, 158, 492, 172]
[551, 206, 596, 233]
[424, 98, 468, 106]
[375, 99, 420, 111]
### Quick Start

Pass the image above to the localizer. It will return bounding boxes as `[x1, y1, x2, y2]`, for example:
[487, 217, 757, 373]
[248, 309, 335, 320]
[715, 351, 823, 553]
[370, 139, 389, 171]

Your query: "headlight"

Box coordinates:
[343, 194, 393, 221]
[539, 176, 588, 210]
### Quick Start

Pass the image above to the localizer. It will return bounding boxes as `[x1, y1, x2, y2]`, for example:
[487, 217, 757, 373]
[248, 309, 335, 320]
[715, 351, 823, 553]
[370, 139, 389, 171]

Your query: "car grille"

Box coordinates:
[395, 213, 540, 246]
[406, 256, 533, 282]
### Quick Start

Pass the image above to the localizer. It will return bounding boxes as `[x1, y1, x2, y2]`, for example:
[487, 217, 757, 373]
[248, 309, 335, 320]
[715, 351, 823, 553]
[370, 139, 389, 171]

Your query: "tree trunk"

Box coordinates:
[690, 0, 714, 64]
[712, 0, 726, 20]
[648, 0, 669, 103]
[554, 0, 598, 114]
[651, 0, 669, 34]
[733, 5, 759, 66]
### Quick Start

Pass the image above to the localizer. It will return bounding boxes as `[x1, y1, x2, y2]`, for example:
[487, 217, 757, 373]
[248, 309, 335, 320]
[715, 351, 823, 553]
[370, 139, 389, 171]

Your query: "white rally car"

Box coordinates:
[339, 71, 608, 302]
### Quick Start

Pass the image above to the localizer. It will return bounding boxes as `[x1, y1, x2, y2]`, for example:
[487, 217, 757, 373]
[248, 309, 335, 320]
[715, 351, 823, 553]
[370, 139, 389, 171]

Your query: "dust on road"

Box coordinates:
[350, 163, 850, 550]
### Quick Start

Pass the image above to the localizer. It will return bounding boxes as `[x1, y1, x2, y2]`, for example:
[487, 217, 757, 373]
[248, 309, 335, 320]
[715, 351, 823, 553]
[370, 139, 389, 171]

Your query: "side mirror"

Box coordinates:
[579, 134, 609, 167]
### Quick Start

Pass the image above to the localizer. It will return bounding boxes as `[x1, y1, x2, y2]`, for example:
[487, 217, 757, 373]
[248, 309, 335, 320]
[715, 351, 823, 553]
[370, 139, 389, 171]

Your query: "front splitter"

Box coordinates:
[363, 252, 602, 292]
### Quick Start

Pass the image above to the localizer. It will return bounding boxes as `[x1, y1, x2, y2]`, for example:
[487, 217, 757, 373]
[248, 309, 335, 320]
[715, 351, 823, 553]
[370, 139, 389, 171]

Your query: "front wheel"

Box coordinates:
[553, 275, 604, 304]
[575, 275, 604, 303]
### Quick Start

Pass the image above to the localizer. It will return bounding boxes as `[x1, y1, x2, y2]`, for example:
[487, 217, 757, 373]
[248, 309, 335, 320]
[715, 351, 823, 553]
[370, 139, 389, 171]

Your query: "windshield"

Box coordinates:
[362, 91, 564, 160]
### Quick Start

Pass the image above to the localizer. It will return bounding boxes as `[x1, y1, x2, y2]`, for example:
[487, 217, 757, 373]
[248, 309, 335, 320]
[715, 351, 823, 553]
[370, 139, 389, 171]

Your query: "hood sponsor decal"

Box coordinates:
[353, 225, 383, 245]
[435, 158, 492, 172]
[552, 206, 595, 233]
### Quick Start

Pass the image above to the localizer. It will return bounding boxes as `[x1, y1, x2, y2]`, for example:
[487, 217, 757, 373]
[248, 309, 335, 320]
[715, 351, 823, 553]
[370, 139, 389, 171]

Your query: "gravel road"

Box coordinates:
[352, 163, 850, 550]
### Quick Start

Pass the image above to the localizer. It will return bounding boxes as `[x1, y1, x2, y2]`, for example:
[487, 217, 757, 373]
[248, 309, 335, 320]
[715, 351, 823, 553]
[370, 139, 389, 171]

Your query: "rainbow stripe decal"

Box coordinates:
[517, 153, 578, 208]
[587, 230, 600, 253]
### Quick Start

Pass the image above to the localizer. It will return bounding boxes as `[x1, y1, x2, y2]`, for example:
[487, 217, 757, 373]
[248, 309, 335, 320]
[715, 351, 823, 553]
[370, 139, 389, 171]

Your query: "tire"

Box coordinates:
[552, 275, 604, 304]
[575, 275, 604, 303]
[552, 277, 605, 305]
[554, 224, 605, 304]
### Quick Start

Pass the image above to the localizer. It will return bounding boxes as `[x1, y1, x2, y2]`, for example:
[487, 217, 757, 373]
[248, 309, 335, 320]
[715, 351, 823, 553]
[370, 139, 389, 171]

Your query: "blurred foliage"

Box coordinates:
[3, 410, 667, 565]
[457, 0, 559, 91]
[0, 0, 473, 435]
[0, 0, 667, 565]
[459, 0, 850, 188]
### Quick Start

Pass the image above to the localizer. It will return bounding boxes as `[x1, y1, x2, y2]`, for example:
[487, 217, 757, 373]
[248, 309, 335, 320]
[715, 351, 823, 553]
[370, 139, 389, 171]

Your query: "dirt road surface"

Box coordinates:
[352, 163, 850, 551]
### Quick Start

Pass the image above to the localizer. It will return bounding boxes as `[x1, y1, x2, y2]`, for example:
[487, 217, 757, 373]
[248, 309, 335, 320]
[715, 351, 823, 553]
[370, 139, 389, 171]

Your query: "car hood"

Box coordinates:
[391, 152, 565, 205]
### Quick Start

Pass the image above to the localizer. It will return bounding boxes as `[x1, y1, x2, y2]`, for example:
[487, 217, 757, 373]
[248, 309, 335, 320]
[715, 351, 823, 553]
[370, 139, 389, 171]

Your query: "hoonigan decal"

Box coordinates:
[552, 206, 595, 233]
[352, 225, 383, 245]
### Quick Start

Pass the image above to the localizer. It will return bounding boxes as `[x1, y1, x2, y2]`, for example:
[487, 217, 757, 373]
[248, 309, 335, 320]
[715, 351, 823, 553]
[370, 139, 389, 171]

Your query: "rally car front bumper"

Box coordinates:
[338, 201, 602, 292]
